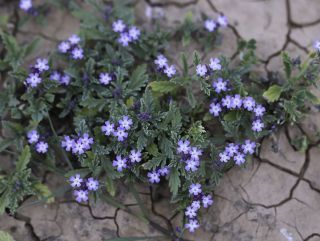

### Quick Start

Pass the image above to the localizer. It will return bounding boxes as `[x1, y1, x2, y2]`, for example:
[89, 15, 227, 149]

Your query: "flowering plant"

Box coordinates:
[1, 0, 320, 239]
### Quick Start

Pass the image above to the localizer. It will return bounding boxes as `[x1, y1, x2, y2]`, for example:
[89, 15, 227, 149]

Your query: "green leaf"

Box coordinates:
[181, 53, 189, 76]
[1, 33, 19, 56]
[149, 81, 177, 93]
[263, 85, 283, 102]
[186, 87, 196, 108]
[0, 191, 9, 216]
[146, 143, 159, 156]
[0, 139, 14, 152]
[168, 168, 180, 196]
[127, 64, 148, 95]
[23, 38, 41, 57]
[105, 176, 116, 196]
[16, 145, 31, 172]
[282, 51, 292, 78]
[142, 158, 162, 170]
[193, 50, 200, 66]
[223, 111, 238, 121]
[0, 231, 16, 241]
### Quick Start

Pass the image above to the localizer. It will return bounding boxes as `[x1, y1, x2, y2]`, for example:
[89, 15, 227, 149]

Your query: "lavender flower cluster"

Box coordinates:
[58, 34, 84, 60]
[50, 70, 71, 85]
[19, 0, 32, 12]
[112, 19, 141, 47]
[218, 140, 256, 165]
[147, 166, 170, 183]
[101, 116, 133, 142]
[196, 58, 266, 133]
[314, 40, 320, 52]
[175, 140, 213, 232]
[204, 15, 228, 32]
[69, 174, 99, 203]
[61, 133, 94, 155]
[112, 149, 142, 172]
[154, 55, 177, 78]
[25, 58, 50, 88]
[177, 140, 202, 172]
[184, 183, 213, 233]
[27, 130, 48, 154]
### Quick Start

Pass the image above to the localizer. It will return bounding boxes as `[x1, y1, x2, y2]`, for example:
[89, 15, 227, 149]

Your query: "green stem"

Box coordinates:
[47, 112, 74, 170]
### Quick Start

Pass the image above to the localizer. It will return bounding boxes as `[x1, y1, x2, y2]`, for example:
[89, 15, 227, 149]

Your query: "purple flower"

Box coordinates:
[119, 116, 133, 130]
[79, 133, 93, 150]
[234, 153, 246, 165]
[204, 19, 217, 32]
[221, 95, 232, 109]
[154, 55, 168, 68]
[74, 189, 88, 203]
[217, 15, 228, 27]
[189, 147, 202, 161]
[71, 47, 84, 60]
[177, 139, 190, 154]
[225, 143, 239, 157]
[209, 102, 222, 117]
[196, 64, 207, 77]
[26, 73, 42, 87]
[60, 74, 71, 85]
[185, 206, 197, 218]
[129, 149, 142, 163]
[27, 130, 39, 144]
[68, 34, 81, 45]
[50, 71, 61, 82]
[34, 58, 49, 72]
[86, 177, 99, 191]
[158, 166, 170, 176]
[209, 58, 221, 71]
[36, 141, 48, 153]
[113, 127, 128, 142]
[164, 65, 176, 78]
[61, 136, 75, 152]
[241, 140, 256, 155]
[128, 26, 140, 41]
[314, 40, 320, 52]
[101, 121, 115, 136]
[185, 219, 200, 233]
[118, 33, 132, 47]
[252, 119, 264, 132]
[191, 200, 201, 211]
[99, 72, 112, 85]
[243, 96, 256, 111]
[185, 159, 199, 172]
[72, 140, 86, 155]
[69, 174, 83, 188]
[20, 0, 32, 11]
[219, 151, 230, 163]
[147, 171, 160, 183]
[202, 194, 213, 208]
[58, 41, 71, 53]
[231, 94, 242, 109]
[212, 78, 227, 93]
[189, 183, 202, 196]
[253, 104, 266, 117]
[113, 155, 127, 172]
[112, 19, 126, 33]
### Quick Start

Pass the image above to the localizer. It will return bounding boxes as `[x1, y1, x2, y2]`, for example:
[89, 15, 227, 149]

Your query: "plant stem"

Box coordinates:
[47, 112, 74, 170]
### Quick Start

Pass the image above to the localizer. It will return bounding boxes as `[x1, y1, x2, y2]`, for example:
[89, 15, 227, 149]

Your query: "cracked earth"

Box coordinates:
[1, 0, 320, 240]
